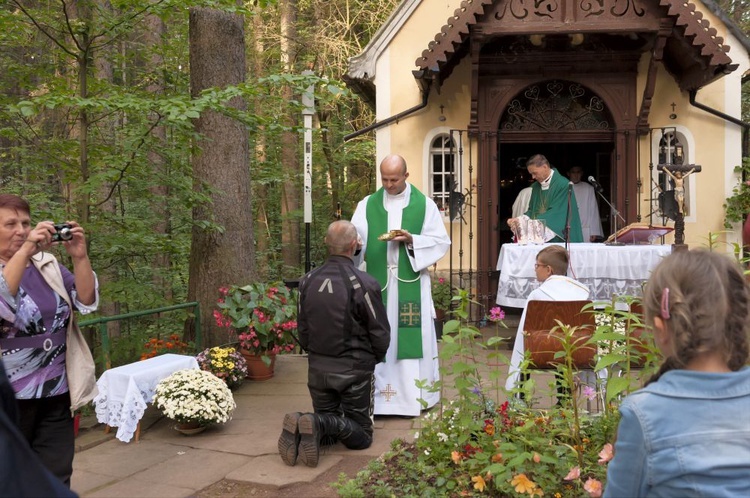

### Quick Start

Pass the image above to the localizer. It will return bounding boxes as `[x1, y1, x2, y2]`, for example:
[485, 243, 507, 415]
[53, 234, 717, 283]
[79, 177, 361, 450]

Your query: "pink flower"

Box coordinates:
[598, 443, 614, 464]
[563, 466, 580, 481]
[582, 385, 597, 400]
[488, 306, 505, 322]
[584, 478, 603, 498]
[439, 277, 445, 284]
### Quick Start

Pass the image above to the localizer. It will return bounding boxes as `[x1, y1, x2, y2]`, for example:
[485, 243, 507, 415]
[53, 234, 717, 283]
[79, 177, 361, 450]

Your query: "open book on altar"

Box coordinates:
[605, 224, 673, 245]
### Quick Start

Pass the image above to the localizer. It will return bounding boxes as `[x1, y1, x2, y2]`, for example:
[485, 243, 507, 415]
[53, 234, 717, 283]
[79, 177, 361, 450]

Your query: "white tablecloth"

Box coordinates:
[496, 243, 672, 308]
[93, 353, 199, 442]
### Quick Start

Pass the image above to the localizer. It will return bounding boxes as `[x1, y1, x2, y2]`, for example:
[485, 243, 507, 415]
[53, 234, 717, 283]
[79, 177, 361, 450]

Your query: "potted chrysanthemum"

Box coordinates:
[153, 369, 236, 435]
[196, 346, 248, 389]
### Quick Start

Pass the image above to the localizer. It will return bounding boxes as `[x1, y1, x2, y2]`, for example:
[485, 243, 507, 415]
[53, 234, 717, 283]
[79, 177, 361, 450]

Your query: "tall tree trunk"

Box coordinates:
[280, 0, 300, 273]
[93, 5, 122, 339]
[144, 13, 173, 302]
[187, 8, 255, 347]
[251, 10, 269, 272]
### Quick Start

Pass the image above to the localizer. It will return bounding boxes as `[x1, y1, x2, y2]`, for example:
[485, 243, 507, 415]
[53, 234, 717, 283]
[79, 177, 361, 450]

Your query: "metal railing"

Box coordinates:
[79, 302, 201, 370]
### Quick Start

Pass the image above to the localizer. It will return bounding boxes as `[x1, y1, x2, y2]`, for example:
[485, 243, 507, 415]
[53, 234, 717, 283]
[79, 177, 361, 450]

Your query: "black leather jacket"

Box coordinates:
[298, 255, 390, 374]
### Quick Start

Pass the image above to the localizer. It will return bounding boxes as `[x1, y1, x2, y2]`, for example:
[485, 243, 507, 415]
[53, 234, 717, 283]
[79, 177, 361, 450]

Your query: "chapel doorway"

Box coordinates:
[497, 142, 614, 247]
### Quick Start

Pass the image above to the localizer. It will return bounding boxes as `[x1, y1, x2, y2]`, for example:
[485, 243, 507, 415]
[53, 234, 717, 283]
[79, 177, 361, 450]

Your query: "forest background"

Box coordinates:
[0, 0, 747, 352]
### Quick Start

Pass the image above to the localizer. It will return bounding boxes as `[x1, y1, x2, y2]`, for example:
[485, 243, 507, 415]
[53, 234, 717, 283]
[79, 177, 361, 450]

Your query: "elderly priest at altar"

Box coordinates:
[508, 154, 584, 243]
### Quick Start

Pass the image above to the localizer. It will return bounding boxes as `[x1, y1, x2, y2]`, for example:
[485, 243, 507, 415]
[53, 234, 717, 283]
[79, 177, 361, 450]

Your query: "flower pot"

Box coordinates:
[240, 350, 276, 381]
[174, 421, 206, 436]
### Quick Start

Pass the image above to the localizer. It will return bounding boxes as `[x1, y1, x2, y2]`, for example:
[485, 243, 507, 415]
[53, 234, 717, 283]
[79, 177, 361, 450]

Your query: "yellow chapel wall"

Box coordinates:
[375, 0, 472, 272]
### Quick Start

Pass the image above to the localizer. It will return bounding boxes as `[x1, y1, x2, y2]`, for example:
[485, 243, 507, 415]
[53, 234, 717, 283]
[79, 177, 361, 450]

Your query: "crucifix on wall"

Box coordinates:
[656, 163, 702, 248]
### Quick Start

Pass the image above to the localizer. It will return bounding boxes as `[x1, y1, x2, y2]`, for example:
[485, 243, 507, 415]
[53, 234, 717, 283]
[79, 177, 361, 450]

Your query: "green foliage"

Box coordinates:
[587, 298, 659, 406]
[215, 282, 298, 363]
[339, 292, 661, 497]
[0, 0, 394, 355]
[723, 158, 750, 227]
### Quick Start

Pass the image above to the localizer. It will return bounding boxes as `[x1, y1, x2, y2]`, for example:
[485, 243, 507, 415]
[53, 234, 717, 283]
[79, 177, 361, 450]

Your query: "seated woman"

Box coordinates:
[505, 245, 590, 396]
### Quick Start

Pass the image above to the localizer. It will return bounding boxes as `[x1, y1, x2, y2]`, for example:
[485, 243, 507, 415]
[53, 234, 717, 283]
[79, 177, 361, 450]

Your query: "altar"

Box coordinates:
[495, 243, 672, 308]
[93, 353, 199, 443]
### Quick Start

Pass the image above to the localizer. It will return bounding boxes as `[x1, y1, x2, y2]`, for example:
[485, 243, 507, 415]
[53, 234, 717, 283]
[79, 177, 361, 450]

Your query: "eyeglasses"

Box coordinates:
[534, 263, 550, 269]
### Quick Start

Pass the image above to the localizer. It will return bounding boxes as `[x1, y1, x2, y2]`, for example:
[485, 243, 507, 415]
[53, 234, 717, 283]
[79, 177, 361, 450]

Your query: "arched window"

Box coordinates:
[430, 134, 457, 214]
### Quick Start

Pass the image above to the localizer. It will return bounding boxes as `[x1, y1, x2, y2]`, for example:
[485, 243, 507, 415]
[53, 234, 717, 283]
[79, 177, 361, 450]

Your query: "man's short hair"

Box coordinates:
[326, 220, 358, 255]
[536, 245, 569, 275]
[526, 154, 550, 169]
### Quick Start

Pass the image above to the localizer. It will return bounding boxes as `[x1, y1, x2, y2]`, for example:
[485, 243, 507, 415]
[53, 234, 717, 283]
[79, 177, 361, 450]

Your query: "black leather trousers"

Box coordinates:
[307, 369, 374, 450]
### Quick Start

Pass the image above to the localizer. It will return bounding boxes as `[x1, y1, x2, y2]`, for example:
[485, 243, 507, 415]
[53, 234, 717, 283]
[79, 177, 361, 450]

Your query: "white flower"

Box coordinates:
[153, 369, 236, 426]
[437, 432, 448, 442]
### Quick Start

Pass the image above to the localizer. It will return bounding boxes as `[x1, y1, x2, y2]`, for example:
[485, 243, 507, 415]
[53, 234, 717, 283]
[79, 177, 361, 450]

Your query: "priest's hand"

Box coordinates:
[508, 217, 519, 230]
[391, 229, 414, 245]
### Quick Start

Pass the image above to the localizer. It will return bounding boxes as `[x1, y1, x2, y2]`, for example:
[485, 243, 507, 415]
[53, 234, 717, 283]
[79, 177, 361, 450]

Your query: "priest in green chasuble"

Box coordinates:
[352, 154, 451, 416]
[509, 154, 584, 242]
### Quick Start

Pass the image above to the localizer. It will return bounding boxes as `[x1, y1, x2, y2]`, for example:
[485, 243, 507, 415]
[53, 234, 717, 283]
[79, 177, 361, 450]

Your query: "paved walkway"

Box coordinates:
[71, 355, 422, 497]
[71, 317, 522, 497]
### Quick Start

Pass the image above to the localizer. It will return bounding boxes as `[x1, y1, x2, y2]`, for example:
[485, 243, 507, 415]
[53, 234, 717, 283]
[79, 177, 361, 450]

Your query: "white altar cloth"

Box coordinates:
[496, 243, 672, 308]
[93, 353, 199, 442]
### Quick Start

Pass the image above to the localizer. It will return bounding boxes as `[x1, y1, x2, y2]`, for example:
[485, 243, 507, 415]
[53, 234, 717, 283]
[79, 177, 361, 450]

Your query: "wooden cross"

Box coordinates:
[399, 302, 421, 327]
[656, 163, 702, 248]
[380, 384, 397, 402]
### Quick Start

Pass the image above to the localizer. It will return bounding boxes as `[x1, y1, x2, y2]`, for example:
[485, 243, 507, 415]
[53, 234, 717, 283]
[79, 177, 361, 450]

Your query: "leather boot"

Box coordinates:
[277, 412, 301, 466]
[297, 413, 321, 467]
[316, 413, 355, 441]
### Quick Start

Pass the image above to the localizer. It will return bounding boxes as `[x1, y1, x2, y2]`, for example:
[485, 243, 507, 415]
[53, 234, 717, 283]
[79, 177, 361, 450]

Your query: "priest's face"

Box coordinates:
[527, 163, 551, 184]
[380, 158, 409, 195]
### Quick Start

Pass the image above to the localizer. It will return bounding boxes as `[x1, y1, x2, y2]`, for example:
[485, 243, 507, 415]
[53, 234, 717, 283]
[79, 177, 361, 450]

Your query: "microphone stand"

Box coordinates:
[564, 182, 572, 252]
[593, 187, 627, 246]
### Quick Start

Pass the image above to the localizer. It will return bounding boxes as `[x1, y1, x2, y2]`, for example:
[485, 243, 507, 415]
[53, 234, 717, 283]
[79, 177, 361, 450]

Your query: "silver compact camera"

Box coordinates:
[52, 223, 73, 242]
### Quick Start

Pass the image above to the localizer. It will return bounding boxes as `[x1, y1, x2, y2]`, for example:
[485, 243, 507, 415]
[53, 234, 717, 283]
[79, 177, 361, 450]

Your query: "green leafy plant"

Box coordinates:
[723, 158, 750, 227]
[214, 282, 298, 364]
[432, 276, 453, 314]
[340, 292, 658, 497]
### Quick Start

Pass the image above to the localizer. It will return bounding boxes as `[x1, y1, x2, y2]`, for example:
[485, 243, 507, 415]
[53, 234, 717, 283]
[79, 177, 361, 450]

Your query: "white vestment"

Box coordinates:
[505, 275, 590, 391]
[572, 182, 603, 241]
[352, 183, 451, 416]
[512, 187, 533, 219]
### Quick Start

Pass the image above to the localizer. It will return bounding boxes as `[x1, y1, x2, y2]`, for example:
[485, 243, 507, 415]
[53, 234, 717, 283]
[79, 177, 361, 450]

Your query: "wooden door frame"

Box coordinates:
[474, 74, 639, 310]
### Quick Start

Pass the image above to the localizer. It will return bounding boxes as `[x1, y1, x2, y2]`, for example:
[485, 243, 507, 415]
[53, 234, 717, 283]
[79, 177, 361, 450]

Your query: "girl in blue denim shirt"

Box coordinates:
[604, 250, 750, 498]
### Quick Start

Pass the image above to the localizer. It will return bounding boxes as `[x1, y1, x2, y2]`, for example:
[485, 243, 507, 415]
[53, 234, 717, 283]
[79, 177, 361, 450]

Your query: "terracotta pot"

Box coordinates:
[525, 328, 595, 369]
[240, 349, 276, 381]
[174, 421, 206, 436]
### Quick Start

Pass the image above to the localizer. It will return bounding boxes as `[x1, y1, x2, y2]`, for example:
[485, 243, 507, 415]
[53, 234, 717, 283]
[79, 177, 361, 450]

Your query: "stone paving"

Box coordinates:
[71, 354, 423, 497]
[71, 316, 523, 497]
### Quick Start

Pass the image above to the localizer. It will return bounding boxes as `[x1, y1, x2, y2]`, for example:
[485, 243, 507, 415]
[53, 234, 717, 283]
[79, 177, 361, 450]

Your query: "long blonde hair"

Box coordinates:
[643, 250, 750, 382]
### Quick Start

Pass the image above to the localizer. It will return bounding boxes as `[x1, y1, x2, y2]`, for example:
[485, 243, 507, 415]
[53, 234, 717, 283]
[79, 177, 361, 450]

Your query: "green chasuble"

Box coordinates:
[525, 168, 584, 242]
[364, 187, 426, 360]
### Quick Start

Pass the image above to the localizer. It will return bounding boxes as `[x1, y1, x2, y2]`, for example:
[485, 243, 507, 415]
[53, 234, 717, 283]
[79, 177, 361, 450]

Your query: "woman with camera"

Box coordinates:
[0, 194, 98, 487]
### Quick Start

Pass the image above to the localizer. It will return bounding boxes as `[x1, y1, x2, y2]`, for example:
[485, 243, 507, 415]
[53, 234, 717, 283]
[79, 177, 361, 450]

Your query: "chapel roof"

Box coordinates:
[345, 0, 750, 105]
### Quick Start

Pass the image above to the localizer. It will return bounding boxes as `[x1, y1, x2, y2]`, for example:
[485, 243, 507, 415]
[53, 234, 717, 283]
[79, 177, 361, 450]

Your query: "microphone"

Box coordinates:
[588, 176, 604, 193]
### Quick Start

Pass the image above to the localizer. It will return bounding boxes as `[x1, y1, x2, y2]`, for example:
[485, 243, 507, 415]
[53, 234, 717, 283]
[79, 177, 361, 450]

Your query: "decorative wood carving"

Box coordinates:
[499, 80, 613, 131]
[415, 0, 736, 92]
